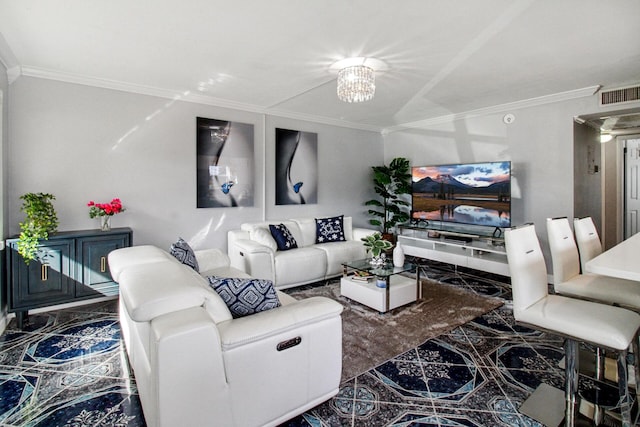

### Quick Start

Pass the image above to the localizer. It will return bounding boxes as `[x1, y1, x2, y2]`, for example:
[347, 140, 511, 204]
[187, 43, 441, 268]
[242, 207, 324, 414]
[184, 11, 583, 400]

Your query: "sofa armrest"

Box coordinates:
[231, 239, 275, 281]
[352, 227, 377, 241]
[216, 296, 343, 351]
[194, 248, 230, 272]
[233, 238, 273, 255]
[151, 307, 234, 427]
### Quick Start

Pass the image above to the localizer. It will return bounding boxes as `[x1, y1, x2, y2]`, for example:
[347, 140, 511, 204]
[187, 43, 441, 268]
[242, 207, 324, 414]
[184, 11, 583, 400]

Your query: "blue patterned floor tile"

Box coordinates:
[22, 333, 121, 366]
[415, 339, 478, 367]
[0, 370, 40, 424]
[492, 342, 564, 373]
[23, 385, 144, 427]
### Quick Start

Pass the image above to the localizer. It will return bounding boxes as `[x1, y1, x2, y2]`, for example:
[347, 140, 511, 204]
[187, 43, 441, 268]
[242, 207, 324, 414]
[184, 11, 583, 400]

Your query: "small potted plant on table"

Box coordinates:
[362, 232, 393, 266]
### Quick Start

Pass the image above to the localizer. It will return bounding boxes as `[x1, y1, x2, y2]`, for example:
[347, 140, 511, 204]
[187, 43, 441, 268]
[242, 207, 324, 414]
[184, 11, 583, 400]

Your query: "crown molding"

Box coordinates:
[20, 66, 383, 133]
[15, 66, 601, 135]
[0, 32, 20, 81]
[6, 66, 21, 84]
[383, 85, 602, 134]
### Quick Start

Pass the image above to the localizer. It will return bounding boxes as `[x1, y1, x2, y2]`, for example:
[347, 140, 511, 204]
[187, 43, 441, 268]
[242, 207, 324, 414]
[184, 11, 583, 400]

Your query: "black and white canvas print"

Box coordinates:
[275, 128, 318, 205]
[197, 117, 254, 208]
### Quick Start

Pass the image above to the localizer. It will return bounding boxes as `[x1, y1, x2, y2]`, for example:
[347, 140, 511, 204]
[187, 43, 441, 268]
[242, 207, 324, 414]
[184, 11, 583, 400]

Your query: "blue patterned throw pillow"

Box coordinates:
[269, 224, 298, 251]
[207, 277, 281, 318]
[315, 215, 346, 243]
[170, 237, 199, 272]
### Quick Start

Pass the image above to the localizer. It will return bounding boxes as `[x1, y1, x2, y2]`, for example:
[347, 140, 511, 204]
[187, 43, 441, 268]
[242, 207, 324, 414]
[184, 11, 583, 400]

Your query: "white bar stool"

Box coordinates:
[546, 217, 640, 310]
[505, 224, 640, 426]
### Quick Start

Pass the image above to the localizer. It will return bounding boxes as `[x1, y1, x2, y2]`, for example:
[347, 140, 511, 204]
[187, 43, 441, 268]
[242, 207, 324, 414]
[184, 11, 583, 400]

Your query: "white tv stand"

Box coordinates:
[397, 224, 510, 277]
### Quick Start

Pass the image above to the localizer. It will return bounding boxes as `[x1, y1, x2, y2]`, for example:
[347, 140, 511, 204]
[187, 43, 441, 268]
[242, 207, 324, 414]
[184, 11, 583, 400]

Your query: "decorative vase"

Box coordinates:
[369, 253, 386, 266]
[100, 215, 112, 232]
[393, 244, 405, 267]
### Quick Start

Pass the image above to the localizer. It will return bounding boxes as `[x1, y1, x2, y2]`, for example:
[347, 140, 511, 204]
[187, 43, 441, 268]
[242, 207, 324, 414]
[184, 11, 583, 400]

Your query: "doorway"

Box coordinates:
[575, 108, 640, 249]
[623, 135, 640, 238]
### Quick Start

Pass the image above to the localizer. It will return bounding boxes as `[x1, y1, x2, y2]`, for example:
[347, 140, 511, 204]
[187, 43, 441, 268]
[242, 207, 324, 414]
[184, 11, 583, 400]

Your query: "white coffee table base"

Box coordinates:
[340, 275, 417, 313]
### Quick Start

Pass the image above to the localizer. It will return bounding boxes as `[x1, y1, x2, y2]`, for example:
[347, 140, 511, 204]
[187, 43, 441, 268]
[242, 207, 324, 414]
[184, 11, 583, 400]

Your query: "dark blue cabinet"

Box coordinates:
[6, 228, 132, 328]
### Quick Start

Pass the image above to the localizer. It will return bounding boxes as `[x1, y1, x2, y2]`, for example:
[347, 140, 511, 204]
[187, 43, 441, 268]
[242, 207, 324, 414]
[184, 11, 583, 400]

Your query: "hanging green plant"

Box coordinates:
[17, 192, 59, 264]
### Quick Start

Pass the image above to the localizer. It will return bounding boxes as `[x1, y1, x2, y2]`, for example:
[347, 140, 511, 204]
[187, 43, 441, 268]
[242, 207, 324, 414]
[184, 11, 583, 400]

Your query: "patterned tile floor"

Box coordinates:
[0, 260, 633, 426]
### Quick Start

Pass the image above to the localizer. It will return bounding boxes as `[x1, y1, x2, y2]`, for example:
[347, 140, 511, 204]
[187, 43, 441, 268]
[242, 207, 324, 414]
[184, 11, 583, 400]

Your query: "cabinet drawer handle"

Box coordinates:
[100, 256, 107, 273]
[41, 264, 48, 281]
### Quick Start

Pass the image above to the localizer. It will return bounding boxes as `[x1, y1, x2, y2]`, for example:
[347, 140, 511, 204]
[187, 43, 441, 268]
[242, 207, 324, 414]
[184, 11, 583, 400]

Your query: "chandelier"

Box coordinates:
[337, 65, 375, 103]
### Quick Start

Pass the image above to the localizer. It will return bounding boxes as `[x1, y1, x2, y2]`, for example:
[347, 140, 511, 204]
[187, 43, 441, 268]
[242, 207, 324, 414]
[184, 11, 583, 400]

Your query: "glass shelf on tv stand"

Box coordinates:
[398, 222, 505, 245]
[397, 222, 509, 276]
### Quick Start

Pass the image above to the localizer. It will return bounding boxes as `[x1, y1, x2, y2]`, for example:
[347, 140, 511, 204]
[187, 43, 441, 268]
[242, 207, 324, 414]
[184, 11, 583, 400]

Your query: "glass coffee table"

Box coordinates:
[340, 259, 421, 313]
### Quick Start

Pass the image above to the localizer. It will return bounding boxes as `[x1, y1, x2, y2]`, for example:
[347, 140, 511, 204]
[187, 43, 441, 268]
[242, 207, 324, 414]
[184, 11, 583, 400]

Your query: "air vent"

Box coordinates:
[600, 85, 640, 106]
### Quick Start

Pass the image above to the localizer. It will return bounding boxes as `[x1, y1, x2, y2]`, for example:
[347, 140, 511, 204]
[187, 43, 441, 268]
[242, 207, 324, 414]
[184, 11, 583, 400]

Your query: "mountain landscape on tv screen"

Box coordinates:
[411, 163, 511, 228]
[412, 175, 510, 196]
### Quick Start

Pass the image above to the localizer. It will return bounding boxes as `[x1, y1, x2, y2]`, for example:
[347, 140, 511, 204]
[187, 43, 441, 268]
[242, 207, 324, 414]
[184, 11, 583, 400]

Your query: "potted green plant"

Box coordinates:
[365, 157, 412, 238]
[361, 232, 393, 265]
[17, 192, 59, 264]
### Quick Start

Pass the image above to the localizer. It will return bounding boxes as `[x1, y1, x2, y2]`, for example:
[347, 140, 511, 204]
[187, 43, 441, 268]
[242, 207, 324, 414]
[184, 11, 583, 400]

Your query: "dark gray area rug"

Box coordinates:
[287, 279, 504, 381]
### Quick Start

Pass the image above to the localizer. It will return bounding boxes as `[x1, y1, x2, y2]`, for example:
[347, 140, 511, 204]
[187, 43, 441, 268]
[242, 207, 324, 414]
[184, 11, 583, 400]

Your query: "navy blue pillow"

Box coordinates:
[269, 224, 298, 251]
[170, 237, 199, 272]
[207, 276, 281, 318]
[315, 215, 345, 243]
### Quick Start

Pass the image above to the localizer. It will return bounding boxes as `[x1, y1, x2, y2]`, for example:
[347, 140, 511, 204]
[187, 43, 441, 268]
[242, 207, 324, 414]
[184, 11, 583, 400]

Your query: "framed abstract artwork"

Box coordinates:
[275, 128, 318, 205]
[196, 117, 254, 208]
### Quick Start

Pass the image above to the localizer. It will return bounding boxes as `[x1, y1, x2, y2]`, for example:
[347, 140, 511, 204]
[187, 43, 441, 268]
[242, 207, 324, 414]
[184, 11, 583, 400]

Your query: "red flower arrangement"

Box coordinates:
[87, 198, 125, 218]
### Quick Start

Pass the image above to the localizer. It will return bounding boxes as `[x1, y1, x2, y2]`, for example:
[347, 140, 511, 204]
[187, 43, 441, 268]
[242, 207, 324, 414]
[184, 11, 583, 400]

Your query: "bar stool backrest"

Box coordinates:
[504, 224, 549, 319]
[546, 217, 581, 284]
[573, 216, 603, 273]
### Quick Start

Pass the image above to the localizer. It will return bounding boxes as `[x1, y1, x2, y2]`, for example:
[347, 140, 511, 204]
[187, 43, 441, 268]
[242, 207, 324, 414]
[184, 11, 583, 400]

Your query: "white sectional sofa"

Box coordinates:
[227, 215, 376, 289]
[108, 244, 343, 427]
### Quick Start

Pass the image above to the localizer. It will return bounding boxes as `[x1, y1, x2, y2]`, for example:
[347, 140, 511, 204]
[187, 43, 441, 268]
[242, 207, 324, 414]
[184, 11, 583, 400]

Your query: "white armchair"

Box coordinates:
[109, 245, 343, 427]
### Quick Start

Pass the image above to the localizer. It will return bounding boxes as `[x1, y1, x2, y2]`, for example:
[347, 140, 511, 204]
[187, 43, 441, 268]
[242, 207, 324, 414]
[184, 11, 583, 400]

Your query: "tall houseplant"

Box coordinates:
[17, 192, 59, 264]
[365, 157, 412, 236]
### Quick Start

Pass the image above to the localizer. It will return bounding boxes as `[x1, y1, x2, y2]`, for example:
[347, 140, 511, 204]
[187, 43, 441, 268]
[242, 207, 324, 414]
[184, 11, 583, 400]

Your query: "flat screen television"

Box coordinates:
[411, 161, 511, 229]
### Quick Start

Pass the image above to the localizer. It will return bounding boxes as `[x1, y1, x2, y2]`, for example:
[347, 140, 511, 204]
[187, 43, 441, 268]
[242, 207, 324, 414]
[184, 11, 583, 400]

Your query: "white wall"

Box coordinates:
[0, 61, 8, 325]
[573, 121, 601, 229]
[7, 76, 382, 251]
[382, 95, 609, 275]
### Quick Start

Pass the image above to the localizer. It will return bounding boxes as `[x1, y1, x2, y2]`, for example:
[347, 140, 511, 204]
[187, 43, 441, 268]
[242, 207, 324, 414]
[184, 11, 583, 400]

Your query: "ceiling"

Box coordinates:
[582, 110, 640, 134]
[1, 0, 639, 132]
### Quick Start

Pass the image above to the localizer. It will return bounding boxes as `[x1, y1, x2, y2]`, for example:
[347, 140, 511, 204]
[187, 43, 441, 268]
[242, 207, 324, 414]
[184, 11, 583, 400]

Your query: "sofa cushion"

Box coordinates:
[269, 224, 298, 251]
[249, 228, 278, 252]
[273, 247, 328, 287]
[207, 277, 281, 318]
[315, 215, 346, 243]
[119, 262, 208, 322]
[170, 238, 199, 272]
[316, 240, 368, 276]
[342, 216, 354, 241]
